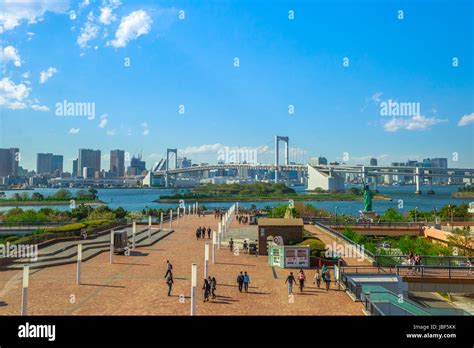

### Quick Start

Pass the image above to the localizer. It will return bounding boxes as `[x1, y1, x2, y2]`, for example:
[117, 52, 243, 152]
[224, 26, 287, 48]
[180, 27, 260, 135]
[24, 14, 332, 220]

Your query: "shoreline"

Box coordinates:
[0, 200, 105, 207]
[156, 195, 391, 203]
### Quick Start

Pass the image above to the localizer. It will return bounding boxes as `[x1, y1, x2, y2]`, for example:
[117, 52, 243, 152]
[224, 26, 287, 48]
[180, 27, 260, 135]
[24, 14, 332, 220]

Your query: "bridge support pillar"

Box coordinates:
[427, 177, 435, 194]
[414, 167, 422, 194]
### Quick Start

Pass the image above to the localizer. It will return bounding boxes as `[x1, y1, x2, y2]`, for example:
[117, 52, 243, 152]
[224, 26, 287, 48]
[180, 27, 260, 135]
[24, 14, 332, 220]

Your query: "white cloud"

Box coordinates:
[457, 112, 474, 127]
[108, 10, 152, 48]
[39, 67, 58, 84]
[142, 128, 149, 136]
[69, 128, 80, 134]
[99, 7, 116, 25]
[79, 0, 90, 8]
[383, 115, 447, 132]
[31, 104, 49, 111]
[77, 21, 99, 48]
[22, 72, 30, 79]
[0, 77, 31, 108]
[106, 129, 116, 136]
[1, 46, 21, 67]
[99, 114, 108, 128]
[0, 0, 69, 33]
[371, 91, 383, 103]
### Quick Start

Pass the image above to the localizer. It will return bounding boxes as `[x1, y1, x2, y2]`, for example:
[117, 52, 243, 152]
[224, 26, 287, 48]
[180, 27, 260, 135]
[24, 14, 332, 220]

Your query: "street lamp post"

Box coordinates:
[191, 263, 197, 316]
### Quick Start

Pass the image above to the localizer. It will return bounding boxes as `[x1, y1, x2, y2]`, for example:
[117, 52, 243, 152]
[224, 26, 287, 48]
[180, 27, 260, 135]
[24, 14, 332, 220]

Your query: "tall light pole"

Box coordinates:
[21, 265, 29, 316]
[414, 206, 418, 223]
[191, 263, 197, 316]
[204, 243, 209, 279]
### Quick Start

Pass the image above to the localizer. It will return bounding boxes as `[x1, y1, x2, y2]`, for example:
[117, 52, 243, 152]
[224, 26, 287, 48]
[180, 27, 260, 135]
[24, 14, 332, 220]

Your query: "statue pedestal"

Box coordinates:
[359, 210, 378, 222]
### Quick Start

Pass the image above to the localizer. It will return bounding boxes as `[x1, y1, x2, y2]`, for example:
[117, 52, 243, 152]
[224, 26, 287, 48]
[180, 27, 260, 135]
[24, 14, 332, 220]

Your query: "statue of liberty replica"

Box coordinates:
[363, 185, 374, 212]
[359, 185, 377, 222]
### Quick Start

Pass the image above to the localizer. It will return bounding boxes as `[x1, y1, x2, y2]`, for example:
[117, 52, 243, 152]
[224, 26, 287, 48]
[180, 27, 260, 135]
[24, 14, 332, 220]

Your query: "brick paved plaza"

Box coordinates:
[0, 215, 363, 315]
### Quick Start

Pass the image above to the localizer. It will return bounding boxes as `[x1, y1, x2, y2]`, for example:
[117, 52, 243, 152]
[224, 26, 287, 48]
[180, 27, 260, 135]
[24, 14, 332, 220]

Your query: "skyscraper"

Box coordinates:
[51, 155, 63, 176]
[127, 155, 146, 176]
[110, 150, 125, 177]
[78, 149, 101, 177]
[37, 153, 53, 175]
[370, 158, 378, 166]
[36, 153, 63, 176]
[72, 159, 78, 177]
[0, 147, 19, 177]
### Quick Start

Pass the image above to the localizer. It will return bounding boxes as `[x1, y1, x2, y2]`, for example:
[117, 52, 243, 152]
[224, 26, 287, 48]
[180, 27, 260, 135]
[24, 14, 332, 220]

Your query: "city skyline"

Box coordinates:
[0, 0, 473, 171]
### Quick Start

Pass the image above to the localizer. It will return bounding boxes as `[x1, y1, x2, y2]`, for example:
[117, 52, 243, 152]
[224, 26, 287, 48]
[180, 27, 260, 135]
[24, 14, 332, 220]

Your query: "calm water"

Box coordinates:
[0, 184, 470, 216]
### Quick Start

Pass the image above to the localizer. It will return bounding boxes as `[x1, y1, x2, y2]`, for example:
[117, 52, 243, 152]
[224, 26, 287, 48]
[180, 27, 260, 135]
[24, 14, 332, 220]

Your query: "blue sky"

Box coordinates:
[0, 0, 473, 172]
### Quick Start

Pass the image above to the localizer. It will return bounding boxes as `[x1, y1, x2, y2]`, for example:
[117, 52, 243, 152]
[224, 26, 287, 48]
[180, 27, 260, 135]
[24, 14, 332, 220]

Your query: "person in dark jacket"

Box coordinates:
[236, 271, 244, 292]
[202, 278, 211, 302]
[166, 275, 174, 296]
[210, 276, 217, 298]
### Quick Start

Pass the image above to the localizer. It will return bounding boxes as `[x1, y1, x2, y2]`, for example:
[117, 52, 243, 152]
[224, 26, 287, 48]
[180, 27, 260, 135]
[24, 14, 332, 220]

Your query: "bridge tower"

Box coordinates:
[165, 148, 178, 187]
[275, 136, 289, 183]
[414, 167, 422, 194]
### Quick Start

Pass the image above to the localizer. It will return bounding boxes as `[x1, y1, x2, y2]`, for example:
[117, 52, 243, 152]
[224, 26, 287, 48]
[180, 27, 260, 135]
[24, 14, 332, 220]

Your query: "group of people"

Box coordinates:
[213, 209, 224, 220]
[202, 276, 217, 301]
[236, 271, 250, 292]
[228, 238, 257, 256]
[236, 215, 248, 224]
[407, 252, 423, 274]
[285, 267, 332, 294]
[196, 226, 211, 240]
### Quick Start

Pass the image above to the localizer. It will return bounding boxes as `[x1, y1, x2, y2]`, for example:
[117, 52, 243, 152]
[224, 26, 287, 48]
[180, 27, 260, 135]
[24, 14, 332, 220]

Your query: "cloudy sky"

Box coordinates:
[0, 0, 473, 172]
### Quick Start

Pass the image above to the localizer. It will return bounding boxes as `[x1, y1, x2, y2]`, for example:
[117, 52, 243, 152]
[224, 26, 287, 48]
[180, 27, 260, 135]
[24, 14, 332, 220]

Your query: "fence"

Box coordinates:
[375, 255, 471, 267]
[312, 222, 375, 263]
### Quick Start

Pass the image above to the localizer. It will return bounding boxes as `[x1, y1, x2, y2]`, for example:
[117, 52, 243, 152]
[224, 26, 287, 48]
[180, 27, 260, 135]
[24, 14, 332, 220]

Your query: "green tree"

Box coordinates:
[52, 189, 72, 200]
[114, 207, 127, 219]
[31, 192, 44, 201]
[382, 208, 405, 222]
[88, 188, 98, 200]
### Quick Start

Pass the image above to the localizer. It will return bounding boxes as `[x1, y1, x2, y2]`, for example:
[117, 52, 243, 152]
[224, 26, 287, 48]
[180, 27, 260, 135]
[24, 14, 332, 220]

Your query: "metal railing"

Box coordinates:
[394, 265, 473, 279]
[312, 222, 376, 262]
[375, 255, 471, 267]
[304, 217, 424, 229]
[0, 221, 68, 229]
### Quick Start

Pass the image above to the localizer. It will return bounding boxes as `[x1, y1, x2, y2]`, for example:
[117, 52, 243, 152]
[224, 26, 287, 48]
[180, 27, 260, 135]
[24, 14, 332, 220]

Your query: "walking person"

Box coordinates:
[253, 240, 258, 257]
[166, 274, 174, 296]
[324, 270, 331, 291]
[285, 272, 296, 295]
[243, 272, 250, 292]
[297, 269, 306, 292]
[314, 269, 321, 288]
[207, 227, 211, 239]
[243, 240, 248, 254]
[196, 228, 200, 240]
[164, 260, 173, 278]
[202, 278, 211, 302]
[229, 238, 234, 252]
[237, 271, 244, 292]
[210, 276, 217, 299]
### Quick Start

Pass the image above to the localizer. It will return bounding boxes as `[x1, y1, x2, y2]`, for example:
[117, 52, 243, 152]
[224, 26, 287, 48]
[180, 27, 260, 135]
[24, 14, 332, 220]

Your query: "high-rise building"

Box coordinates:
[72, 159, 78, 177]
[36, 153, 63, 176]
[36, 153, 53, 175]
[177, 157, 192, 168]
[369, 158, 378, 166]
[423, 158, 448, 168]
[0, 147, 19, 177]
[110, 150, 125, 177]
[310, 156, 328, 166]
[78, 149, 101, 177]
[127, 155, 146, 176]
[51, 155, 63, 176]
